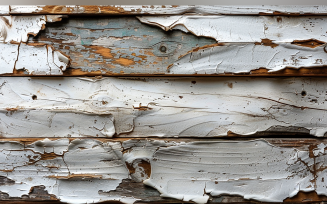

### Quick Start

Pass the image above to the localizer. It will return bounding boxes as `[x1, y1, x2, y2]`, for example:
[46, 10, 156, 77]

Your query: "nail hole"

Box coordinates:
[301, 91, 307, 97]
[159, 45, 167, 53]
[32, 95, 37, 100]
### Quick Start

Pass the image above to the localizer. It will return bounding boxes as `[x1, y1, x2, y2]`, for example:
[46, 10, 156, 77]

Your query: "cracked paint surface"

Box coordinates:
[137, 16, 327, 43]
[0, 15, 70, 75]
[1, 138, 327, 204]
[1, 77, 327, 137]
[0, 139, 136, 204]
[168, 43, 327, 74]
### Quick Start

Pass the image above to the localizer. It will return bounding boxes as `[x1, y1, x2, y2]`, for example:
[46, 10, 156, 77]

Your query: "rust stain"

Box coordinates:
[276, 17, 282, 22]
[255, 39, 279, 48]
[292, 39, 326, 48]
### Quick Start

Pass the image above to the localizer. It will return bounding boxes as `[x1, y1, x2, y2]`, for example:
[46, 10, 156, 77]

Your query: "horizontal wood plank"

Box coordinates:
[0, 138, 326, 203]
[1, 77, 327, 137]
[8, 5, 327, 16]
[20, 16, 327, 76]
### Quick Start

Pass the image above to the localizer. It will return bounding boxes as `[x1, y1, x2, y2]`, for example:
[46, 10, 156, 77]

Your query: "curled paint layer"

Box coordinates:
[1, 138, 327, 203]
[0, 15, 69, 75]
[168, 43, 327, 74]
[0, 15, 46, 43]
[135, 140, 313, 203]
[137, 16, 327, 43]
[1, 77, 327, 137]
[15, 44, 70, 75]
[0, 139, 135, 204]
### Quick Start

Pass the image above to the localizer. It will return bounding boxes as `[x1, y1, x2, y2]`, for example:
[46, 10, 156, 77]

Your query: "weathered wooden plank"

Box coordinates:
[0, 138, 326, 203]
[0, 15, 70, 75]
[8, 5, 327, 15]
[1, 77, 327, 137]
[24, 16, 327, 76]
[138, 15, 327, 43]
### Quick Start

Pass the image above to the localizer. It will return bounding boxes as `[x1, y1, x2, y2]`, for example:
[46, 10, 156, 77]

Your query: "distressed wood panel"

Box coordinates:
[138, 15, 327, 43]
[0, 15, 70, 75]
[0, 138, 326, 204]
[8, 5, 327, 15]
[23, 16, 327, 76]
[1, 77, 327, 137]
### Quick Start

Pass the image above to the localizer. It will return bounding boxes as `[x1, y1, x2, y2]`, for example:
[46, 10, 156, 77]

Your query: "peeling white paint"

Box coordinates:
[0, 6, 9, 15]
[45, 15, 68, 23]
[0, 77, 327, 137]
[0, 43, 18, 74]
[0, 15, 46, 43]
[169, 43, 327, 74]
[137, 16, 327, 43]
[0, 139, 132, 204]
[135, 140, 314, 203]
[15, 44, 70, 75]
[0, 15, 69, 75]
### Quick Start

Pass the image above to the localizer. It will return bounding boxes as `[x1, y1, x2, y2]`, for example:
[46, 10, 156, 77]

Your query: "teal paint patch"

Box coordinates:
[34, 16, 216, 74]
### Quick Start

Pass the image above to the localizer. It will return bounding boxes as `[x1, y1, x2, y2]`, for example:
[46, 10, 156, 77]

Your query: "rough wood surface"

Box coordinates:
[1, 77, 327, 137]
[0, 138, 326, 204]
[8, 5, 327, 15]
[21, 16, 327, 76]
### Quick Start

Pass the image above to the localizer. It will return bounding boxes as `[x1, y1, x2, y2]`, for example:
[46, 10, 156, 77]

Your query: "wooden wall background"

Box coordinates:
[1, 5, 327, 204]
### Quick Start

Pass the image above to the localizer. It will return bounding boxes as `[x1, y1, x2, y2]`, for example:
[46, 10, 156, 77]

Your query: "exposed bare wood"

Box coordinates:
[8, 5, 327, 16]
[0, 138, 326, 203]
[21, 16, 327, 76]
[1, 77, 327, 137]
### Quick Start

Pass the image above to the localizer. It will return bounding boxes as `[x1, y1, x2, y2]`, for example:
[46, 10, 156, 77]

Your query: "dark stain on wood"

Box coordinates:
[292, 39, 326, 48]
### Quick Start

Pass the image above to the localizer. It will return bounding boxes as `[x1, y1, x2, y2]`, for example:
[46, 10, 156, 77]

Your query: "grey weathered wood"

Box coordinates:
[1, 77, 327, 138]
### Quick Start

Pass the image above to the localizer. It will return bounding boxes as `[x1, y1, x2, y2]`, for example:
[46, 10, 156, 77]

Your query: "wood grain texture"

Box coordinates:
[8, 5, 327, 15]
[0, 138, 326, 203]
[1, 77, 327, 137]
[22, 16, 327, 76]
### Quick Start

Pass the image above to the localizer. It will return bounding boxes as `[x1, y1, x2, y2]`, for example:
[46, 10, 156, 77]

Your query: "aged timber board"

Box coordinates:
[2, 15, 327, 76]
[1, 77, 327, 137]
[0, 138, 326, 203]
[7, 5, 327, 15]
